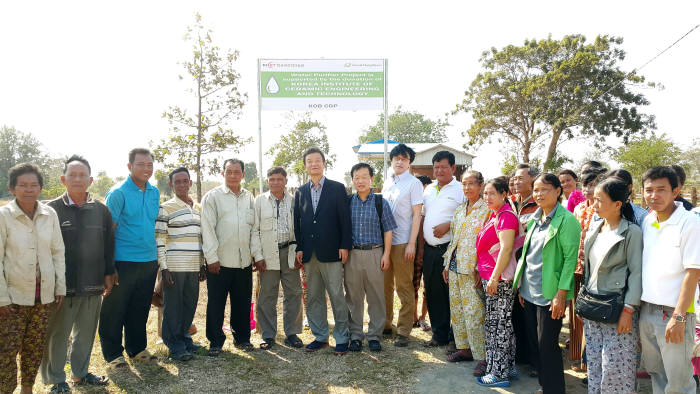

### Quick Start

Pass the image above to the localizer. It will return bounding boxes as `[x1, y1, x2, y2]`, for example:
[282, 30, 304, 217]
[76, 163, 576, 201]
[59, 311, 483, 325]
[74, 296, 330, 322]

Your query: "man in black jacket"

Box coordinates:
[294, 147, 352, 354]
[40, 155, 114, 392]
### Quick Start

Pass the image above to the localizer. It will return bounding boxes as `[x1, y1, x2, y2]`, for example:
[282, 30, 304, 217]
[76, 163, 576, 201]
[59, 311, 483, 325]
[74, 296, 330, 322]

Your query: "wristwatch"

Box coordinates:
[673, 313, 687, 323]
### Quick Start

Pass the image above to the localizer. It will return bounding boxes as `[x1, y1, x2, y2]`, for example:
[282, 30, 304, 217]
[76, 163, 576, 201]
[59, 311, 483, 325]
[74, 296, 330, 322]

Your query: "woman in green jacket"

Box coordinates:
[513, 173, 581, 394]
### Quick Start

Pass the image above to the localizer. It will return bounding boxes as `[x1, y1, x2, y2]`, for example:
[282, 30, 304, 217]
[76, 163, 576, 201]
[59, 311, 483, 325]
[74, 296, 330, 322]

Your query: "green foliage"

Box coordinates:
[614, 133, 681, 185]
[242, 162, 266, 194]
[88, 171, 116, 200]
[455, 34, 656, 170]
[155, 170, 173, 200]
[40, 157, 67, 200]
[152, 13, 250, 201]
[359, 107, 448, 144]
[0, 125, 47, 197]
[267, 117, 335, 185]
[680, 138, 700, 184]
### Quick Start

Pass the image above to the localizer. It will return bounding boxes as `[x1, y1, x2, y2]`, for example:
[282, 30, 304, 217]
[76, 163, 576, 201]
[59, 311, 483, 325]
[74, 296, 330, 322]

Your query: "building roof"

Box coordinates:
[352, 139, 475, 166]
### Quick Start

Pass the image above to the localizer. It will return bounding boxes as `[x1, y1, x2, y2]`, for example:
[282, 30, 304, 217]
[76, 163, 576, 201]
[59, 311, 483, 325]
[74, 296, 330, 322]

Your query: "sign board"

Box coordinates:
[259, 59, 385, 110]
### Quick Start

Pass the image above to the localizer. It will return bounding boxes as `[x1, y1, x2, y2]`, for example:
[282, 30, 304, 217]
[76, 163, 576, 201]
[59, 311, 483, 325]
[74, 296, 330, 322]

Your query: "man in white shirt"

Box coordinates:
[201, 159, 255, 356]
[381, 144, 424, 347]
[251, 166, 304, 350]
[639, 166, 700, 394]
[422, 151, 464, 347]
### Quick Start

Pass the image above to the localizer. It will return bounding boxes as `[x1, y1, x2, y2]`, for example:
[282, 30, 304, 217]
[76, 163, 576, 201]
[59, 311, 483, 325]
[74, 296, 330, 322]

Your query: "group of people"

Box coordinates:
[0, 143, 698, 394]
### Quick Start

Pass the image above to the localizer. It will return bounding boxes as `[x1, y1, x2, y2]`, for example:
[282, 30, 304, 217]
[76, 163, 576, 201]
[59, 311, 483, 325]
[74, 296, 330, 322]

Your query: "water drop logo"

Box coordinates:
[266, 76, 280, 94]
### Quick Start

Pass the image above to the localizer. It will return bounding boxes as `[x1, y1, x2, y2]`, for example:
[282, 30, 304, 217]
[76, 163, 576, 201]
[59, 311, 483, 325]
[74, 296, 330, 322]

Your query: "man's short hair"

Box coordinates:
[302, 147, 326, 163]
[64, 154, 91, 175]
[351, 163, 374, 178]
[417, 175, 432, 186]
[128, 148, 154, 164]
[222, 158, 245, 172]
[169, 167, 190, 182]
[8, 162, 43, 189]
[432, 150, 455, 166]
[267, 166, 287, 178]
[516, 163, 539, 178]
[643, 166, 679, 190]
[668, 165, 687, 186]
[390, 144, 416, 163]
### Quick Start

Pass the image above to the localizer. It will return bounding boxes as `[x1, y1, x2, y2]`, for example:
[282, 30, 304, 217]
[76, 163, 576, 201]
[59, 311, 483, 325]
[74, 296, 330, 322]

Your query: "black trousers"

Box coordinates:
[513, 297, 534, 365]
[522, 299, 565, 394]
[422, 243, 453, 344]
[162, 271, 199, 355]
[206, 265, 252, 348]
[99, 260, 158, 362]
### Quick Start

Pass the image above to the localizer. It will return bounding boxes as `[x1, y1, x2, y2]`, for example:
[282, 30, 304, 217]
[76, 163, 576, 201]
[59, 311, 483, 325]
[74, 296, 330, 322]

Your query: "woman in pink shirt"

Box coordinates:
[559, 169, 585, 213]
[475, 176, 521, 388]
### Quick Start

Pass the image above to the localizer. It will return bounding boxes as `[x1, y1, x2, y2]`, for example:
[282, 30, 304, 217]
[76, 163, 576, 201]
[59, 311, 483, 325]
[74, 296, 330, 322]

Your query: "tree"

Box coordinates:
[614, 133, 681, 185]
[0, 125, 47, 197]
[358, 107, 448, 144]
[242, 161, 266, 194]
[680, 138, 700, 185]
[455, 34, 656, 170]
[152, 13, 250, 201]
[89, 171, 116, 200]
[267, 117, 335, 185]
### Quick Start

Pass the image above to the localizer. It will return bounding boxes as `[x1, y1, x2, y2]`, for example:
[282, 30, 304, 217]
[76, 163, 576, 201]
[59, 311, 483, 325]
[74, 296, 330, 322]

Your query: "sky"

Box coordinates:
[1, 1, 699, 187]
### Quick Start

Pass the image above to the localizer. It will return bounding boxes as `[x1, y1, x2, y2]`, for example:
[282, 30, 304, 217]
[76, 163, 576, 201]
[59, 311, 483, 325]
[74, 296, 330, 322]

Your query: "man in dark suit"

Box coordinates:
[294, 147, 352, 354]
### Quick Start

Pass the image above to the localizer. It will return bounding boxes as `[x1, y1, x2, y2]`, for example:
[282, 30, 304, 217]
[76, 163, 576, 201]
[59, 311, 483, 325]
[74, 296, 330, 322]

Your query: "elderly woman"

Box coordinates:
[441, 171, 490, 370]
[513, 173, 581, 393]
[0, 163, 65, 394]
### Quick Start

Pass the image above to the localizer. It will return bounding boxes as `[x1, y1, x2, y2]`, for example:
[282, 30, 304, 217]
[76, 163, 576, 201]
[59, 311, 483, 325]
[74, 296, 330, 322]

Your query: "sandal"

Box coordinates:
[260, 339, 275, 350]
[418, 319, 431, 331]
[49, 382, 71, 393]
[473, 360, 487, 376]
[422, 339, 447, 348]
[284, 334, 304, 348]
[73, 372, 108, 386]
[106, 356, 127, 372]
[446, 350, 474, 362]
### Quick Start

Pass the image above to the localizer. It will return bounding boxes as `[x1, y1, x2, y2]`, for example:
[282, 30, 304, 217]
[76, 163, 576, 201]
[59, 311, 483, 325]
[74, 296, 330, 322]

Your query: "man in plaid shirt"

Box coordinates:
[346, 163, 397, 352]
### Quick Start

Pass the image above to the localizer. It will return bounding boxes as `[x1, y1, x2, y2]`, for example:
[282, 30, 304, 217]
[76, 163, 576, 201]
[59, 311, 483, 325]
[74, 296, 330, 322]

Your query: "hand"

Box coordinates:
[486, 278, 498, 296]
[154, 275, 163, 296]
[0, 305, 13, 318]
[339, 249, 348, 264]
[549, 290, 567, 319]
[380, 254, 391, 271]
[103, 275, 114, 297]
[254, 259, 267, 273]
[474, 271, 483, 290]
[295, 251, 303, 267]
[617, 310, 634, 334]
[432, 222, 451, 239]
[199, 266, 207, 281]
[404, 243, 416, 262]
[518, 293, 525, 307]
[112, 271, 119, 286]
[665, 316, 686, 344]
[55, 295, 65, 310]
[162, 269, 175, 288]
[442, 269, 449, 284]
[208, 261, 221, 275]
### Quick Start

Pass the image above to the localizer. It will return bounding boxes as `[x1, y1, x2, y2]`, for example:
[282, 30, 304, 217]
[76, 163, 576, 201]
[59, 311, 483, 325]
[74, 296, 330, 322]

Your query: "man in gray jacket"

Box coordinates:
[41, 155, 114, 392]
[251, 166, 304, 350]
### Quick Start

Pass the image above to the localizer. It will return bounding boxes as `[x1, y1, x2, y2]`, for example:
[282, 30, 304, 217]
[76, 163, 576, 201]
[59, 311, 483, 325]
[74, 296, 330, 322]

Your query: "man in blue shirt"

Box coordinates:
[99, 148, 160, 368]
[346, 163, 397, 352]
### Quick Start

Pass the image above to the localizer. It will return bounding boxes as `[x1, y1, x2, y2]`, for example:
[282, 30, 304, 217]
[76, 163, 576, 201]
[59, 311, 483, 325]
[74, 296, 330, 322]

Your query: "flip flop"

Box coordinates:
[284, 335, 304, 348]
[260, 339, 275, 350]
[447, 350, 474, 362]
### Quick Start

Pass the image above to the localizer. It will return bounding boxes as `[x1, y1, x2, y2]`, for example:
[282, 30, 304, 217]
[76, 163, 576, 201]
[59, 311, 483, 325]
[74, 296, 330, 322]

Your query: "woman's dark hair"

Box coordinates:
[596, 177, 635, 223]
[417, 175, 432, 186]
[582, 168, 606, 187]
[462, 170, 484, 185]
[642, 166, 679, 190]
[606, 169, 633, 187]
[534, 172, 563, 201]
[485, 176, 509, 195]
[558, 169, 578, 181]
[8, 162, 44, 189]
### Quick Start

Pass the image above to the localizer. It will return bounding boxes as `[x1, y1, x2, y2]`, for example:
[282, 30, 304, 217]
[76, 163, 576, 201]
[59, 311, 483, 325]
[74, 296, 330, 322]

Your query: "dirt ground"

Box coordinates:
[25, 282, 652, 393]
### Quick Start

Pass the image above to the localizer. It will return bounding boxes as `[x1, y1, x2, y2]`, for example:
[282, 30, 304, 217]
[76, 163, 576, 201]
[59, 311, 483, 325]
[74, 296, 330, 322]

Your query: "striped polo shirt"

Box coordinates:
[155, 196, 204, 272]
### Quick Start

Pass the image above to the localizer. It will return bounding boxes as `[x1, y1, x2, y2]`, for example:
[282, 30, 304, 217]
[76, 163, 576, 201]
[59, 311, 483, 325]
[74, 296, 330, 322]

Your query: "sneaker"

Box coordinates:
[349, 340, 362, 352]
[476, 374, 510, 388]
[368, 340, 382, 352]
[394, 335, 409, 347]
[208, 346, 222, 357]
[49, 382, 71, 393]
[305, 340, 329, 352]
[334, 342, 349, 355]
[508, 367, 520, 380]
[186, 343, 202, 353]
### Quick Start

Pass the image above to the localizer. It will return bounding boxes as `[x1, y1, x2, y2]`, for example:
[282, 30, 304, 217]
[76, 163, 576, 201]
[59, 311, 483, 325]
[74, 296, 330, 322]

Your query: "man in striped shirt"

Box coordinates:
[155, 167, 205, 361]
